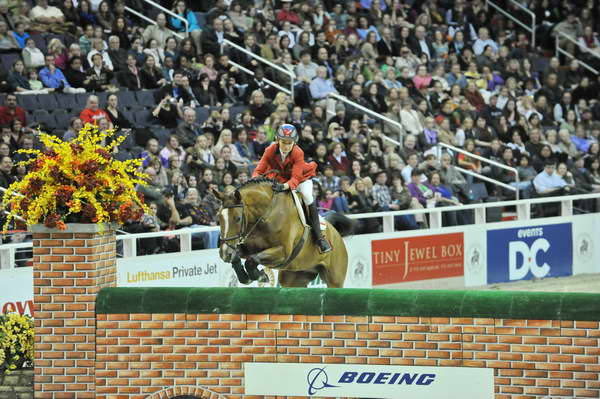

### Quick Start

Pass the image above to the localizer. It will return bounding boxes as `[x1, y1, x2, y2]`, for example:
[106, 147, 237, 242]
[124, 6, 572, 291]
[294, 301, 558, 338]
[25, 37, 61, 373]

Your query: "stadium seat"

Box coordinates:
[196, 107, 209, 125]
[135, 90, 158, 108]
[17, 95, 38, 110]
[0, 53, 20, 71]
[134, 109, 157, 127]
[195, 12, 207, 29]
[54, 113, 74, 131]
[30, 33, 47, 54]
[95, 91, 109, 106]
[33, 113, 56, 129]
[121, 109, 134, 124]
[37, 94, 57, 111]
[151, 127, 172, 146]
[55, 93, 77, 111]
[117, 90, 136, 109]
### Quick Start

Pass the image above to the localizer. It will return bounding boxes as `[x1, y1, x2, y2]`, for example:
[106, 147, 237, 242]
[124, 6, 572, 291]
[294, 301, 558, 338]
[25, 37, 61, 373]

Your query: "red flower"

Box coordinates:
[44, 149, 58, 158]
[95, 148, 111, 160]
[27, 178, 44, 195]
[44, 213, 61, 228]
[70, 143, 84, 154]
[81, 203, 97, 222]
[83, 176, 101, 191]
[30, 159, 44, 172]
[56, 185, 75, 205]
[79, 160, 100, 175]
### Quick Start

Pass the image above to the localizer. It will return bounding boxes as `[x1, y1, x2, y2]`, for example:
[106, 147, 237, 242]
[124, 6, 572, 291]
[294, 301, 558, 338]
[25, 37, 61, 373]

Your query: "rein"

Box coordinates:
[220, 186, 278, 246]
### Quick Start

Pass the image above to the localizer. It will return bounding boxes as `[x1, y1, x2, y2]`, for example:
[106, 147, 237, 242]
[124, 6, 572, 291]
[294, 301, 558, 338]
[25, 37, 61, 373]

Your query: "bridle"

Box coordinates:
[220, 188, 278, 247]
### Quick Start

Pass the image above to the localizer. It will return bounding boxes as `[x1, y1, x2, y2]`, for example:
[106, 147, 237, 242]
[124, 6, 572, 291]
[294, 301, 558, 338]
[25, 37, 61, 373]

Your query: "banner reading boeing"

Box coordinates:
[486, 223, 573, 284]
[244, 363, 494, 398]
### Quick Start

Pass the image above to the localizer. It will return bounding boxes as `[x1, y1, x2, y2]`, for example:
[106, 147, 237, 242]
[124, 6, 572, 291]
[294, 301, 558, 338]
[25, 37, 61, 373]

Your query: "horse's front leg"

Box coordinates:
[244, 257, 270, 283]
[248, 245, 287, 268]
[231, 255, 251, 285]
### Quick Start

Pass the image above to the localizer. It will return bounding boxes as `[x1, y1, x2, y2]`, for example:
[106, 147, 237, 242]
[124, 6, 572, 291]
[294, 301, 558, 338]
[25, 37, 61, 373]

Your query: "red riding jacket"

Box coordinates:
[252, 143, 317, 189]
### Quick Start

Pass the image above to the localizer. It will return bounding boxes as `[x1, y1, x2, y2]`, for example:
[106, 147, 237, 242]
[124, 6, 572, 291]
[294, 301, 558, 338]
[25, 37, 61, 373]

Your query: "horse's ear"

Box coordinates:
[234, 190, 242, 203]
[212, 187, 224, 201]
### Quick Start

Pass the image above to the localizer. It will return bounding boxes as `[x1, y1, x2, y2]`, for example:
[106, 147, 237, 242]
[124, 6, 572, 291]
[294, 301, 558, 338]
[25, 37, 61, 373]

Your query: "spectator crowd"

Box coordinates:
[0, 0, 599, 253]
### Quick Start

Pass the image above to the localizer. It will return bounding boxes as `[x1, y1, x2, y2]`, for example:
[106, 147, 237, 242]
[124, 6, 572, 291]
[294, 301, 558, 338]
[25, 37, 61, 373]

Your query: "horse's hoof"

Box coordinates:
[246, 267, 263, 281]
[257, 270, 270, 283]
[236, 273, 251, 285]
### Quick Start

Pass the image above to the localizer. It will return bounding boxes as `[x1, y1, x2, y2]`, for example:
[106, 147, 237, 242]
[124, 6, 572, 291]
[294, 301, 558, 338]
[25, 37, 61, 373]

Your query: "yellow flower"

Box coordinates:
[1, 123, 148, 231]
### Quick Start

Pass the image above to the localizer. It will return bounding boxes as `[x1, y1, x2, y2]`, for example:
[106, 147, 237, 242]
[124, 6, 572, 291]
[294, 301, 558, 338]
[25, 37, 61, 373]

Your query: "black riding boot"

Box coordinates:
[308, 202, 332, 253]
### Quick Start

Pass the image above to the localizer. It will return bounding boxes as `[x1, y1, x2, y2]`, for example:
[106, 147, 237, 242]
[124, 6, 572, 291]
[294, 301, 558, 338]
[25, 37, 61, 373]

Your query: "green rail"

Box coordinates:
[96, 288, 600, 321]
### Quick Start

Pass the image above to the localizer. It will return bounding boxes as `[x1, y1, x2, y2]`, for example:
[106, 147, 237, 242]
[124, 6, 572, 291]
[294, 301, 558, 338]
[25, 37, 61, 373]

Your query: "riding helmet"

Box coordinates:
[276, 124, 299, 142]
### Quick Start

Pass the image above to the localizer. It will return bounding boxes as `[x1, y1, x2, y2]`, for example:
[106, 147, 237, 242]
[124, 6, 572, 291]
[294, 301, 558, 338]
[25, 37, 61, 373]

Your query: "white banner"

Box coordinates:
[116, 235, 372, 289]
[244, 363, 494, 398]
[0, 268, 33, 316]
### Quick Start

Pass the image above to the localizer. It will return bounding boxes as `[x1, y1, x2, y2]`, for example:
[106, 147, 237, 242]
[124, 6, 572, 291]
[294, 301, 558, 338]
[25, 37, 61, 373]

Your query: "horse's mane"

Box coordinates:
[236, 177, 276, 192]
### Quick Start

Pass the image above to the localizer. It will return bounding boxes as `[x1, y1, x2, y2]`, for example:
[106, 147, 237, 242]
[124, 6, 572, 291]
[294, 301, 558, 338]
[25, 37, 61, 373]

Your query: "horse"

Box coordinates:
[213, 178, 354, 288]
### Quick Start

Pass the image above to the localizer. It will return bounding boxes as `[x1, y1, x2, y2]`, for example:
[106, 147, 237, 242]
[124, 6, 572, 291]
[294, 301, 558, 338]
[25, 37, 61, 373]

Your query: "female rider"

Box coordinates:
[252, 124, 332, 253]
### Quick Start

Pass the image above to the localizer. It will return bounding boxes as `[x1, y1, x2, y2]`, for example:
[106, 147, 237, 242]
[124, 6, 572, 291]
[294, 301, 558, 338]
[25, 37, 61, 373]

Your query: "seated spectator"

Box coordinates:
[96, 0, 114, 31]
[170, 0, 201, 51]
[533, 161, 570, 196]
[22, 37, 44, 69]
[40, 54, 86, 93]
[143, 38, 162, 68]
[0, 155, 14, 188]
[62, 117, 83, 141]
[47, 38, 68, 70]
[119, 54, 143, 91]
[11, 22, 29, 49]
[86, 52, 115, 92]
[140, 55, 166, 89]
[87, 38, 113, 72]
[79, 95, 111, 126]
[152, 93, 183, 129]
[0, 94, 25, 126]
[159, 135, 186, 167]
[7, 59, 49, 94]
[64, 56, 90, 89]
[143, 13, 173, 48]
[176, 107, 202, 149]
[30, 0, 68, 34]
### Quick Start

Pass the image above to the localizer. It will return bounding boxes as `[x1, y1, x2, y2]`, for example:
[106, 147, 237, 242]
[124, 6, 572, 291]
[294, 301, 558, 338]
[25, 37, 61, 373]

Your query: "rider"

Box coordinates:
[253, 123, 332, 253]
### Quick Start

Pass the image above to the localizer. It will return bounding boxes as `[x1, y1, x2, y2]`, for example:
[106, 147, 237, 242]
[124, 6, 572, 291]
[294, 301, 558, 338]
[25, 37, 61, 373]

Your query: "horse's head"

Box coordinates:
[213, 187, 244, 262]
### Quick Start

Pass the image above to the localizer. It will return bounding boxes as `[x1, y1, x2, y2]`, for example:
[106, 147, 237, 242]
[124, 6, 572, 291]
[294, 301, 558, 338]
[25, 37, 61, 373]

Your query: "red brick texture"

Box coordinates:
[33, 225, 116, 398]
[95, 313, 600, 399]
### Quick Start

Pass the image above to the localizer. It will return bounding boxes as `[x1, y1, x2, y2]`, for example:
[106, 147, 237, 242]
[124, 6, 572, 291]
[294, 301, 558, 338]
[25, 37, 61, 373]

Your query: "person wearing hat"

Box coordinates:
[253, 123, 332, 253]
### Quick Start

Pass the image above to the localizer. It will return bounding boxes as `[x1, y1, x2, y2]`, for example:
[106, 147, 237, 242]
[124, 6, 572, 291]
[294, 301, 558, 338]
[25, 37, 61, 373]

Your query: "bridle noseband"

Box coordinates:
[220, 191, 278, 247]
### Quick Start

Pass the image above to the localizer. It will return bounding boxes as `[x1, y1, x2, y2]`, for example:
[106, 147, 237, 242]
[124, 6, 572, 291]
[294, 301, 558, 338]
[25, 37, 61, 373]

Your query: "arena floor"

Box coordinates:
[469, 273, 600, 293]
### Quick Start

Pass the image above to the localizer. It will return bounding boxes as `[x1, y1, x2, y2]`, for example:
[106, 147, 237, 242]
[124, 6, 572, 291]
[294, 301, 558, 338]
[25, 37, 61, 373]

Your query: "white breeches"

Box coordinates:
[297, 179, 314, 205]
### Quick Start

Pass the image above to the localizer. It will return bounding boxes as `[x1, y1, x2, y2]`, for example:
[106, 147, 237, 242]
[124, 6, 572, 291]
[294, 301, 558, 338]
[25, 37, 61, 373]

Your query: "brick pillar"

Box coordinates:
[32, 223, 116, 399]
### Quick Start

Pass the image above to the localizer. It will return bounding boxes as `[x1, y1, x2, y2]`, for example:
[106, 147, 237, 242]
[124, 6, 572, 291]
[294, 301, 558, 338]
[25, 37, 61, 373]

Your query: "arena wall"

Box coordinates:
[95, 287, 600, 399]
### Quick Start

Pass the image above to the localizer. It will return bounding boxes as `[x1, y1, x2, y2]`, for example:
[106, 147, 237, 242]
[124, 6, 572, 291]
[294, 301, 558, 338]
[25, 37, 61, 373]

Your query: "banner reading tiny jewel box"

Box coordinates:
[244, 363, 494, 398]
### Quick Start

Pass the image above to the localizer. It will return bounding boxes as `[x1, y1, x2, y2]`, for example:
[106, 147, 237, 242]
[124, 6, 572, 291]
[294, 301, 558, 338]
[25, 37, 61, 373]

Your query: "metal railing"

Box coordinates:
[555, 32, 600, 75]
[2, 192, 599, 269]
[328, 92, 404, 146]
[438, 142, 520, 200]
[223, 39, 296, 98]
[486, 0, 536, 48]
[141, 0, 188, 38]
[227, 59, 292, 96]
[125, 6, 185, 40]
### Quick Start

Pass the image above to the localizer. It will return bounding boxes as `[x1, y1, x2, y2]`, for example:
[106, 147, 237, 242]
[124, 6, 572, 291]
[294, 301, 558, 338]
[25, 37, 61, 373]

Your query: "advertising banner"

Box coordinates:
[486, 222, 573, 284]
[0, 268, 33, 316]
[244, 362, 494, 399]
[371, 232, 464, 285]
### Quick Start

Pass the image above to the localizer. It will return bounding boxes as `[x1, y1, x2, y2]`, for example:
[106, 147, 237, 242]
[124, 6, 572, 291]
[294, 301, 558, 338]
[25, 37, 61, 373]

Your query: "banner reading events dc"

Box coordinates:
[486, 223, 573, 284]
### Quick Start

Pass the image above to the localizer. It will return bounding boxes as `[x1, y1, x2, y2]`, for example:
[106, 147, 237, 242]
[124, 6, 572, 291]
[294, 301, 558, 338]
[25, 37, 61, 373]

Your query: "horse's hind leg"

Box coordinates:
[279, 270, 317, 287]
[319, 234, 348, 288]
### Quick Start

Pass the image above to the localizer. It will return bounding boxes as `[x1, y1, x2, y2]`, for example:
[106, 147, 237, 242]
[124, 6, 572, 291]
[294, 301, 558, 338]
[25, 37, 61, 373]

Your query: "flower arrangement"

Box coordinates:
[0, 313, 34, 373]
[1, 123, 147, 230]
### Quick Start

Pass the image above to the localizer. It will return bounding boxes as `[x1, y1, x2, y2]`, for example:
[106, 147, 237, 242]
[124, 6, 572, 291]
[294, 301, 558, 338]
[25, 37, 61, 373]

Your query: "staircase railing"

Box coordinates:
[555, 31, 600, 75]
[328, 92, 404, 146]
[137, 0, 188, 38]
[438, 143, 520, 200]
[125, 6, 185, 40]
[486, 0, 536, 48]
[227, 59, 292, 96]
[223, 39, 296, 98]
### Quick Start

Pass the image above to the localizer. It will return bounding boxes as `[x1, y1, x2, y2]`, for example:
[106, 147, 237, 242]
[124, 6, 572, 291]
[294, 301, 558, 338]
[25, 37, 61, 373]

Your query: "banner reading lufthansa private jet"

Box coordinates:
[244, 363, 494, 398]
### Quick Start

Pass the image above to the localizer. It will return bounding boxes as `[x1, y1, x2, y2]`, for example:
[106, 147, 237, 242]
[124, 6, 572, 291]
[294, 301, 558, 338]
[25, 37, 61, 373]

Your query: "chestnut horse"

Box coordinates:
[214, 179, 353, 287]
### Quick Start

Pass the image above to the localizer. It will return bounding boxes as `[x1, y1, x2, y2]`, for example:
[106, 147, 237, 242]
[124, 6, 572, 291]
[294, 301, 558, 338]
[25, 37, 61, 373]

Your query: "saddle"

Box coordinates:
[290, 190, 327, 231]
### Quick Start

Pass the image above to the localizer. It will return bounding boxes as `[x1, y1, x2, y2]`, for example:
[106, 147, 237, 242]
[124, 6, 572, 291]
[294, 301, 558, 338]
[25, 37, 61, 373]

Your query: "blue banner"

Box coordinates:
[487, 223, 573, 284]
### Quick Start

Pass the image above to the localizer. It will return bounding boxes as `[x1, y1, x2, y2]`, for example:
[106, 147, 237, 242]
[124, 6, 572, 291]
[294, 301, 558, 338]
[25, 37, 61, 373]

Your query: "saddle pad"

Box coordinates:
[290, 190, 327, 230]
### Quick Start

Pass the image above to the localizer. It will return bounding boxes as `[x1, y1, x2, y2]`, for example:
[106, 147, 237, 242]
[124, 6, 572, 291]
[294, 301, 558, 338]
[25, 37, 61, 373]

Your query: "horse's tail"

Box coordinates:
[325, 212, 356, 237]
